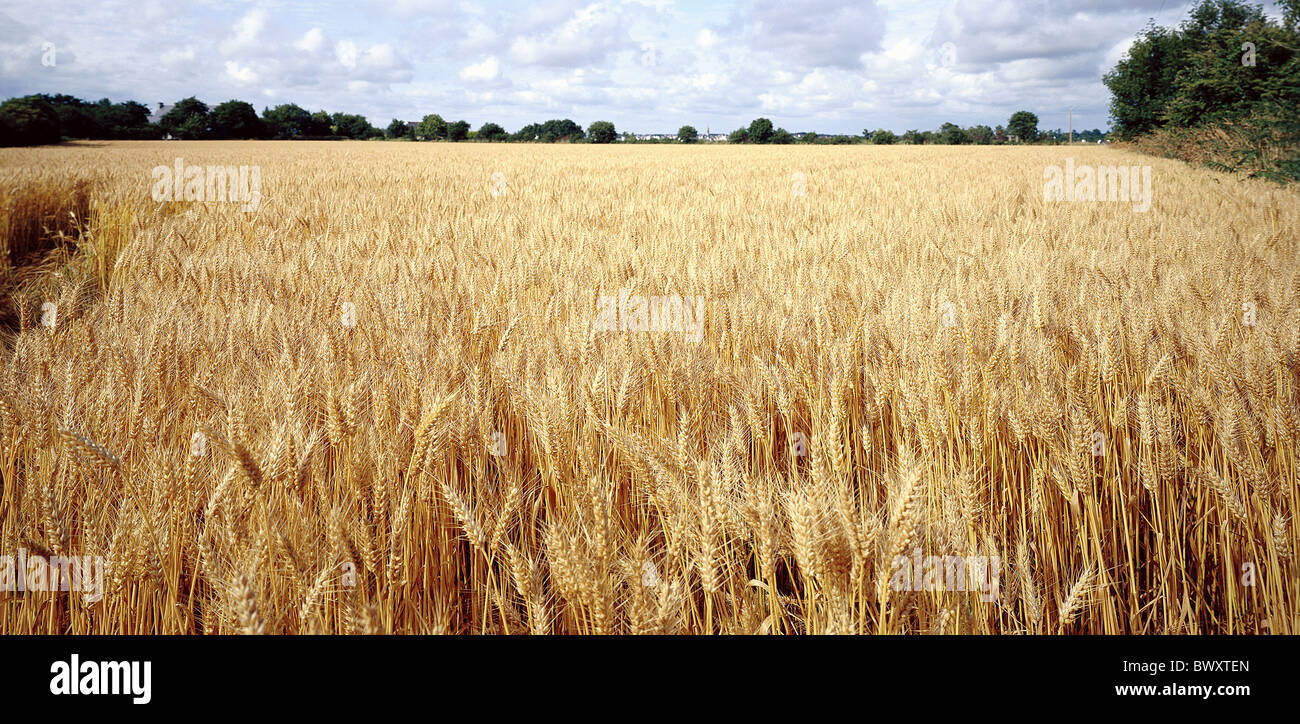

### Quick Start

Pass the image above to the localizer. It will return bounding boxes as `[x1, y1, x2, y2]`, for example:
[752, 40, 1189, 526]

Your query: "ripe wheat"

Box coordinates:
[0, 140, 1297, 634]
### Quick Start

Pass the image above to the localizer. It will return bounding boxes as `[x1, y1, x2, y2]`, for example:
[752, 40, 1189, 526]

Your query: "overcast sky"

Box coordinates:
[1, 1, 1287, 135]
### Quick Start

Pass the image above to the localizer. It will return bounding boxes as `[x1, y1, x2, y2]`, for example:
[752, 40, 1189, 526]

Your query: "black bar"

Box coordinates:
[0, 635, 1285, 711]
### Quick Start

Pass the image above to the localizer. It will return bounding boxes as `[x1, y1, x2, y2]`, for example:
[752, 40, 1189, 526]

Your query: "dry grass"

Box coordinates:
[0, 140, 1297, 634]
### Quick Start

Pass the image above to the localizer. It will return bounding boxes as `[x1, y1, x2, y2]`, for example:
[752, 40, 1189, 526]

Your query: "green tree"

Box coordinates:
[869, 129, 897, 144]
[308, 110, 333, 136]
[159, 97, 210, 139]
[512, 123, 542, 142]
[678, 125, 698, 143]
[387, 118, 412, 139]
[1098, 1, 1289, 138]
[1161, 2, 1295, 128]
[771, 127, 794, 144]
[91, 99, 153, 139]
[938, 122, 968, 144]
[416, 113, 446, 140]
[967, 124, 995, 145]
[538, 119, 584, 142]
[477, 122, 508, 141]
[34, 94, 98, 138]
[509, 119, 585, 142]
[210, 100, 264, 139]
[0, 95, 62, 146]
[263, 104, 312, 139]
[1102, 23, 1193, 138]
[728, 127, 748, 143]
[446, 120, 470, 141]
[332, 112, 378, 139]
[1007, 111, 1039, 142]
[747, 117, 774, 144]
[587, 120, 617, 143]
[38, 94, 150, 139]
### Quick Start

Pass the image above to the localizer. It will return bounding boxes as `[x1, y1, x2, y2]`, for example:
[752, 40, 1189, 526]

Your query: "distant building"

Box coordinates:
[148, 102, 176, 139]
[629, 131, 730, 142]
[147, 102, 173, 125]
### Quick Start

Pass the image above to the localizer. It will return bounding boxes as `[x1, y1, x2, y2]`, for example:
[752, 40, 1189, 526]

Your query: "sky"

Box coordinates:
[0, 0, 1288, 135]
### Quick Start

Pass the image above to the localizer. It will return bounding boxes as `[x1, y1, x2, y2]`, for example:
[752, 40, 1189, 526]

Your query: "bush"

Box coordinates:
[1118, 101, 1300, 183]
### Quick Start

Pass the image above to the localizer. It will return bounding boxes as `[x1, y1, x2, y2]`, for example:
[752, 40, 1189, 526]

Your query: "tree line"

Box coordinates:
[723, 112, 1103, 145]
[391, 116, 620, 143]
[0, 94, 391, 145]
[0, 92, 629, 146]
[0, 91, 1093, 149]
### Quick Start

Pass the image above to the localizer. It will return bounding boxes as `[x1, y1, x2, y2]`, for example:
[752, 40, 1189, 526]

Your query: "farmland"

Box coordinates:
[0, 140, 1297, 634]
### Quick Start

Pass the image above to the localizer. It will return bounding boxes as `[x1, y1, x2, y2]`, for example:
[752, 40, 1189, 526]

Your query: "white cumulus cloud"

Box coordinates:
[460, 55, 499, 81]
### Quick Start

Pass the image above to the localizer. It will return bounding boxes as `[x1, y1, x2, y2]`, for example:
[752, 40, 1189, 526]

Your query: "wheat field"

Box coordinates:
[0, 140, 1297, 634]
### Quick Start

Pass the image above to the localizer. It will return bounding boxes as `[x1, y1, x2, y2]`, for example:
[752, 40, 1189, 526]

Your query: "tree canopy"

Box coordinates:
[0, 95, 62, 146]
[210, 100, 264, 139]
[1007, 111, 1039, 142]
[477, 122, 508, 142]
[1103, 0, 1300, 138]
[588, 120, 617, 144]
[158, 97, 210, 139]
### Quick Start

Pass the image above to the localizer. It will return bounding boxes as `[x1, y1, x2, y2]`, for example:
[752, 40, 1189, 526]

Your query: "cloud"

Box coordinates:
[336, 40, 359, 69]
[160, 47, 196, 66]
[0, 10, 78, 76]
[224, 60, 258, 84]
[221, 8, 267, 54]
[460, 22, 501, 53]
[727, 0, 888, 70]
[508, 2, 633, 67]
[460, 56, 499, 81]
[0, 0, 1215, 133]
[369, 0, 457, 18]
[295, 28, 325, 52]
